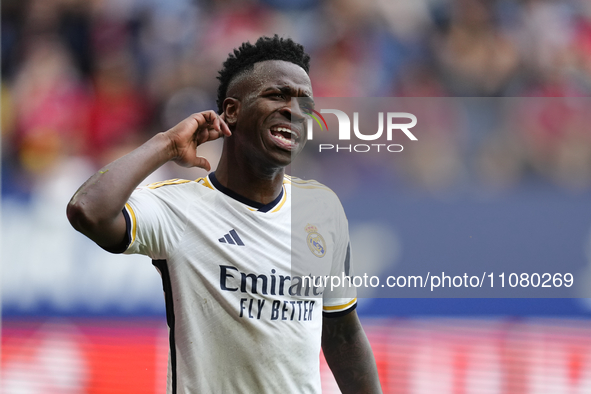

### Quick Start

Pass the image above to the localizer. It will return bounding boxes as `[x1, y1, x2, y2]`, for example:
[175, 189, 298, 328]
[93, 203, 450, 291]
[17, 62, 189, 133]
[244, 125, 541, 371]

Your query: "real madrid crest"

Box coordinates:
[305, 224, 326, 258]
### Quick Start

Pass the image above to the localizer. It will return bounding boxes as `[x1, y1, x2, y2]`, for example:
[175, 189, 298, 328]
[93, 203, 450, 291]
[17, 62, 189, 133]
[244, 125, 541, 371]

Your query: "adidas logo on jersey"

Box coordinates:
[218, 229, 245, 246]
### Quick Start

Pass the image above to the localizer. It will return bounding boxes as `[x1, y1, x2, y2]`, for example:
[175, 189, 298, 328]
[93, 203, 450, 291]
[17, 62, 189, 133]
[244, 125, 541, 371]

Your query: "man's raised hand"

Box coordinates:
[164, 111, 232, 171]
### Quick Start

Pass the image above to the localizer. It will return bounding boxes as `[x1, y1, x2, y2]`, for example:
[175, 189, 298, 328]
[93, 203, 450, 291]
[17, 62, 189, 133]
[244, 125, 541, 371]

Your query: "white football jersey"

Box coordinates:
[123, 173, 356, 394]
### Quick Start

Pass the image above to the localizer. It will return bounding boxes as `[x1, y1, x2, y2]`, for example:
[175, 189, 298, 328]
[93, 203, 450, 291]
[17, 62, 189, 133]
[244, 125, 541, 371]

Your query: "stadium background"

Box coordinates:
[3, 0, 591, 392]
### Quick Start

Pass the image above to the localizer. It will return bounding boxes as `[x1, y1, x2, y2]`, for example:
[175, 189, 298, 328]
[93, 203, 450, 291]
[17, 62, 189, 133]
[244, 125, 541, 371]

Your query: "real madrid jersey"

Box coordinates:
[123, 172, 357, 394]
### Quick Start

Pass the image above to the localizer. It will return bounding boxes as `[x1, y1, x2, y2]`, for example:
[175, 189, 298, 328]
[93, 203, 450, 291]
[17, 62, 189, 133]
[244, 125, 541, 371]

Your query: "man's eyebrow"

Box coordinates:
[264, 85, 312, 98]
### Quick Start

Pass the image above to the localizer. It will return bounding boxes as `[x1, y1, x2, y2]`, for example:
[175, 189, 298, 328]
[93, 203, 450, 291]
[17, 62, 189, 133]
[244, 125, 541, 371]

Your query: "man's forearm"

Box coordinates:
[322, 311, 382, 394]
[67, 132, 174, 247]
[67, 111, 229, 249]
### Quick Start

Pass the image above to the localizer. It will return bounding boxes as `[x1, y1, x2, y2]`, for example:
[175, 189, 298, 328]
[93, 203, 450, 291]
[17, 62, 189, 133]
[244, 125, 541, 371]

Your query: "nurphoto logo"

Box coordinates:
[305, 109, 418, 153]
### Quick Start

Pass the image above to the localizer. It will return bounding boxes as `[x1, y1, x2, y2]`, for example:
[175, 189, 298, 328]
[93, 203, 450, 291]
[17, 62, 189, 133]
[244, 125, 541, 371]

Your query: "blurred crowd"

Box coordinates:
[3, 0, 591, 198]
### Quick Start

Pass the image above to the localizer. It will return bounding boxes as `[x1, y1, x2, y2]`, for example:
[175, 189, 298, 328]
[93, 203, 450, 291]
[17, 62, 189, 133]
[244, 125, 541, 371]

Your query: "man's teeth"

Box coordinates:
[274, 133, 293, 143]
[271, 127, 297, 144]
[274, 127, 294, 135]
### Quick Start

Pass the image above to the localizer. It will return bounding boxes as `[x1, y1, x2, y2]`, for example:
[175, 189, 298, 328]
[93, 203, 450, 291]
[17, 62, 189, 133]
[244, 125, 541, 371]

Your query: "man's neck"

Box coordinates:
[214, 156, 285, 206]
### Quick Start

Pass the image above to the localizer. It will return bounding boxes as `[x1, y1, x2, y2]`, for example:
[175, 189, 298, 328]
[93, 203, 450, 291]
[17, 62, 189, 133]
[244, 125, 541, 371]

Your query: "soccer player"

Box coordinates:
[67, 36, 382, 393]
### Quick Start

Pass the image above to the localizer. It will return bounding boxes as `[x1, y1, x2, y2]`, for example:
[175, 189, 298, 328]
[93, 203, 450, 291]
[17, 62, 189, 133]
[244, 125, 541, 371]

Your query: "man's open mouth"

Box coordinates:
[270, 125, 299, 148]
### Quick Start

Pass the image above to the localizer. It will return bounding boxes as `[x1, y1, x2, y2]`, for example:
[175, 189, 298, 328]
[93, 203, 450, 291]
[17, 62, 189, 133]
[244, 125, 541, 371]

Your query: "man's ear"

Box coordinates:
[223, 98, 240, 126]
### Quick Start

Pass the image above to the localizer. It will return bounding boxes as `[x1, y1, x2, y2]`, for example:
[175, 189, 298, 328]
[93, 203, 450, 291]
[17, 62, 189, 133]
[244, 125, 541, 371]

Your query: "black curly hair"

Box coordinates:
[216, 35, 311, 114]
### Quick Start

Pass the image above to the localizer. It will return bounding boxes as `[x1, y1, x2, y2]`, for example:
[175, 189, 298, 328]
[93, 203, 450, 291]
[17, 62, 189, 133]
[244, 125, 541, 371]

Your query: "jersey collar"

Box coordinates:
[208, 172, 284, 213]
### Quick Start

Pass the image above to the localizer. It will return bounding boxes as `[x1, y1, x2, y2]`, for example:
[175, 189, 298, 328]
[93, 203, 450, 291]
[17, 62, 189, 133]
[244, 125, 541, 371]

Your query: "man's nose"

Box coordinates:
[280, 99, 306, 123]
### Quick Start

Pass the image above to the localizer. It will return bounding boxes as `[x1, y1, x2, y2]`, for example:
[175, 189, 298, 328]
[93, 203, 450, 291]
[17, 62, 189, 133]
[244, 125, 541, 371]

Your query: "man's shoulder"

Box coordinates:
[139, 177, 213, 189]
[134, 177, 214, 200]
[284, 175, 343, 208]
[284, 175, 335, 194]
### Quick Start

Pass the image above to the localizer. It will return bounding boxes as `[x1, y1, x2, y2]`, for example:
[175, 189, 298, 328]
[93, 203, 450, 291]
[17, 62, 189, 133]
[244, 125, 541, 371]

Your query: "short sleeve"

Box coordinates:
[123, 182, 191, 260]
[322, 200, 357, 318]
